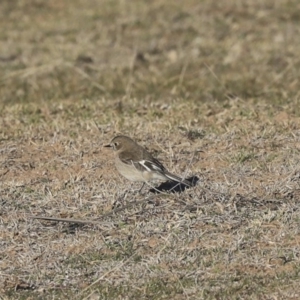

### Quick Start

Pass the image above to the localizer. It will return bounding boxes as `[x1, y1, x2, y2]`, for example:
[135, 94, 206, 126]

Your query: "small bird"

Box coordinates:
[104, 135, 192, 191]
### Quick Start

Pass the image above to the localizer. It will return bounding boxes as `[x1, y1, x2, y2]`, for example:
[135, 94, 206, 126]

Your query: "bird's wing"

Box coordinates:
[138, 159, 165, 173]
[119, 148, 166, 173]
[118, 148, 192, 186]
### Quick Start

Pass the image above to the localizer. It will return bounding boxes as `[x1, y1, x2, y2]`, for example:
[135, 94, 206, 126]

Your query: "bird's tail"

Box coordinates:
[163, 171, 192, 187]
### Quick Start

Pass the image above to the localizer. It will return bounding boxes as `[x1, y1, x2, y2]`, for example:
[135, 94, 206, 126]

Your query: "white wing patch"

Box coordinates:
[139, 160, 163, 172]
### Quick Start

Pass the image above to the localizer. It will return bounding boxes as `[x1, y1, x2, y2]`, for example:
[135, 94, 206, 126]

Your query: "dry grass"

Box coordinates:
[1, 0, 300, 299]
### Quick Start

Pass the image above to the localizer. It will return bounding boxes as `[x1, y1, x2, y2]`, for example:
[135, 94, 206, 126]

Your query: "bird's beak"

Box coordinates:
[104, 143, 112, 148]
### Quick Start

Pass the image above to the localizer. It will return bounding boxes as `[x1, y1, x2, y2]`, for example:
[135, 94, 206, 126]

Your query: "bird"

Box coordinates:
[104, 135, 192, 192]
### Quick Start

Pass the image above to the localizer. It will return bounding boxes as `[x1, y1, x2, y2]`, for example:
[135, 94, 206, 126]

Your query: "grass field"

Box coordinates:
[1, 0, 300, 298]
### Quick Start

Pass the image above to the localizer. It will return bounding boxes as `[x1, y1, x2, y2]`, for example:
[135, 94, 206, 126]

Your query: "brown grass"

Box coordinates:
[1, 0, 300, 298]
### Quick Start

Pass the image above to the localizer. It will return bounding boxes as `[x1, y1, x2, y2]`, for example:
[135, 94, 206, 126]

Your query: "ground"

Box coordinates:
[1, 0, 300, 299]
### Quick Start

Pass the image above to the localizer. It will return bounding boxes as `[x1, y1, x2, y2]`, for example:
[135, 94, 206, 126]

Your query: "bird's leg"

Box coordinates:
[138, 182, 145, 193]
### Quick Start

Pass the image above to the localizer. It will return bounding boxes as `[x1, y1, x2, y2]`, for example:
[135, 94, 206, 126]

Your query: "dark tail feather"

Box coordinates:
[164, 171, 192, 187]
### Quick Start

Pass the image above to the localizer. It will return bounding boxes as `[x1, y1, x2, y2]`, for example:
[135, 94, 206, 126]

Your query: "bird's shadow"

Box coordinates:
[149, 176, 199, 194]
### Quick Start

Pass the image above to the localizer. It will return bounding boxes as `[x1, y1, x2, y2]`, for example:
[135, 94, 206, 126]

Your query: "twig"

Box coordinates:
[30, 198, 152, 224]
[30, 216, 100, 224]
[80, 254, 133, 299]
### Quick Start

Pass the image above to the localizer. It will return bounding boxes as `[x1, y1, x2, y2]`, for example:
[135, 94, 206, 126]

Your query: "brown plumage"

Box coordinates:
[105, 135, 192, 188]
